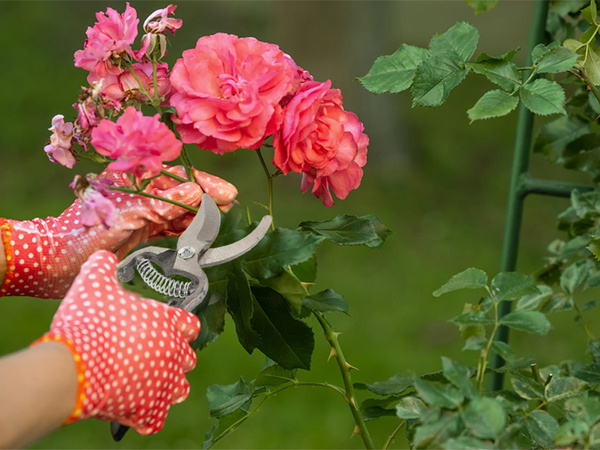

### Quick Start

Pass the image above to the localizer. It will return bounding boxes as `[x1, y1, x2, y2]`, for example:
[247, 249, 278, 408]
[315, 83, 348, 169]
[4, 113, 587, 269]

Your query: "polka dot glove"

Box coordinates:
[0, 165, 237, 299]
[32, 250, 200, 434]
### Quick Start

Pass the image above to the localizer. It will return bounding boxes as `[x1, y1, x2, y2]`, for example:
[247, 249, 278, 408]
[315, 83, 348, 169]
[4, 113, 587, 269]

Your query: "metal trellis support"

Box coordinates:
[489, 0, 594, 391]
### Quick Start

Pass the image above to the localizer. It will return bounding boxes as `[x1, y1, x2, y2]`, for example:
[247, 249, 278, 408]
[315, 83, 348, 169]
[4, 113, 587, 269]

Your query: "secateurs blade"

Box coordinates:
[109, 193, 272, 441]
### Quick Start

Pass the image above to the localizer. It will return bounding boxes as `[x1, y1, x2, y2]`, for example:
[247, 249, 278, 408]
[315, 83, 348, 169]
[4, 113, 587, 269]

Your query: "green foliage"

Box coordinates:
[200, 1, 600, 449]
[359, 22, 579, 123]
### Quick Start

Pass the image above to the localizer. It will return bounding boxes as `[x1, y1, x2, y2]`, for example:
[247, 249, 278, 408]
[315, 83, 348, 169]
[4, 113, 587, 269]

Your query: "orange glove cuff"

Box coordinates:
[30, 333, 88, 425]
[0, 218, 15, 297]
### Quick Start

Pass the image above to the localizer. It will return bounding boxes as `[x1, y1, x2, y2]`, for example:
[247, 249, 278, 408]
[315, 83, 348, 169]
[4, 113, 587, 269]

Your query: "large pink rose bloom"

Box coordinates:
[74, 3, 139, 78]
[91, 107, 182, 179]
[169, 33, 298, 154]
[273, 80, 368, 207]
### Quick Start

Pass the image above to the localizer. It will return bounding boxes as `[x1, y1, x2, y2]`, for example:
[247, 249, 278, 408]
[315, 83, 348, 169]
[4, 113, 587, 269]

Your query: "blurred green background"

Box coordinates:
[0, 1, 593, 448]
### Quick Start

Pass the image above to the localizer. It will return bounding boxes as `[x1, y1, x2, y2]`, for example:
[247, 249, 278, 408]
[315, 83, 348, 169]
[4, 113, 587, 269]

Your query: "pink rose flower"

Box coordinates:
[44, 115, 76, 168]
[91, 107, 182, 179]
[143, 5, 182, 34]
[70, 174, 117, 228]
[74, 3, 139, 78]
[93, 62, 171, 104]
[273, 80, 368, 207]
[301, 112, 368, 207]
[169, 33, 298, 154]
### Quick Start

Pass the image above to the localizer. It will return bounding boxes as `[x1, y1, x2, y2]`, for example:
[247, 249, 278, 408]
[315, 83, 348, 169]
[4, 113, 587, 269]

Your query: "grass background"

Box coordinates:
[0, 1, 595, 448]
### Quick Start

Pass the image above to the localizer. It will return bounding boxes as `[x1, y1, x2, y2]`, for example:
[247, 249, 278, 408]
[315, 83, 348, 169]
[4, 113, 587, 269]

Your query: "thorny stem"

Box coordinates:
[110, 186, 198, 213]
[314, 312, 375, 450]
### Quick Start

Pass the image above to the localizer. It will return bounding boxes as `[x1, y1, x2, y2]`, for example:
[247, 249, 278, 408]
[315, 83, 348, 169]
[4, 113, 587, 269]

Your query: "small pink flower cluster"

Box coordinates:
[45, 3, 368, 209]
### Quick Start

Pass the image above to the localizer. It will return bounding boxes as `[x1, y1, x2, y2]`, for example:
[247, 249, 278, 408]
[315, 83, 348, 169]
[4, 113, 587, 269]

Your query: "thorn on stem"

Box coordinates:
[351, 425, 360, 439]
[328, 347, 337, 362]
[345, 362, 359, 371]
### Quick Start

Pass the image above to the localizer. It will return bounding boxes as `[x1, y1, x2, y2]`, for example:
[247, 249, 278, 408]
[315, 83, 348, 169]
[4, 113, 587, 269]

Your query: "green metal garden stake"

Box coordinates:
[489, 0, 593, 391]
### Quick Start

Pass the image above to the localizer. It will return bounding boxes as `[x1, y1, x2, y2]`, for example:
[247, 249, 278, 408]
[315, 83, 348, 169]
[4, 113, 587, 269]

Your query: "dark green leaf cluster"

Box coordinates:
[358, 22, 578, 122]
[194, 210, 389, 371]
[360, 266, 600, 448]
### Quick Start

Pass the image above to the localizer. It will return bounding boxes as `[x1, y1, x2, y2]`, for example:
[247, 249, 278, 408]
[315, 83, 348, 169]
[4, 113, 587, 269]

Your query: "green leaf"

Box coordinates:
[361, 397, 400, 420]
[291, 256, 317, 284]
[499, 311, 551, 335]
[260, 266, 308, 316]
[433, 267, 488, 297]
[412, 55, 469, 107]
[429, 22, 479, 63]
[583, 47, 600, 85]
[467, 89, 519, 122]
[565, 397, 600, 426]
[574, 362, 600, 384]
[520, 78, 566, 116]
[358, 44, 430, 94]
[442, 436, 493, 449]
[545, 376, 588, 402]
[414, 377, 464, 409]
[490, 272, 540, 301]
[413, 410, 462, 448]
[582, 0, 598, 25]
[524, 410, 560, 449]
[251, 287, 315, 370]
[561, 259, 595, 293]
[492, 340, 516, 362]
[355, 373, 413, 396]
[450, 311, 493, 327]
[206, 377, 253, 418]
[516, 284, 553, 311]
[193, 291, 227, 350]
[510, 372, 544, 400]
[468, 58, 521, 91]
[243, 228, 324, 279]
[302, 289, 349, 314]
[442, 357, 477, 399]
[226, 266, 261, 354]
[534, 45, 579, 74]
[461, 397, 506, 439]
[555, 420, 590, 447]
[298, 214, 390, 248]
[532, 115, 590, 164]
[466, 0, 498, 14]
[531, 41, 561, 64]
[395, 396, 428, 419]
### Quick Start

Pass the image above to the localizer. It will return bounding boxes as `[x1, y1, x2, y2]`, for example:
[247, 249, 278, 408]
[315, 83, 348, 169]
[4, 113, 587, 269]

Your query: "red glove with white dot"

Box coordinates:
[32, 250, 200, 434]
[0, 165, 237, 299]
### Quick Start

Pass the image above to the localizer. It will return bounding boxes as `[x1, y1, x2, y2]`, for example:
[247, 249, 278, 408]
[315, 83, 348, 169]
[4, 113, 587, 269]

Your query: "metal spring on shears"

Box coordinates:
[136, 258, 193, 299]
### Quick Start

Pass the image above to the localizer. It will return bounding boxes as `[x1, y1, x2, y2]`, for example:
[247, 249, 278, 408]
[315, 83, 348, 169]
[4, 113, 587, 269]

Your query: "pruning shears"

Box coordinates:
[110, 194, 272, 441]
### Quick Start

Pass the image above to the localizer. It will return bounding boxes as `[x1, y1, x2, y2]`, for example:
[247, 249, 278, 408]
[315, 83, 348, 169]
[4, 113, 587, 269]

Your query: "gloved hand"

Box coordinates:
[31, 250, 200, 434]
[0, 165, 237, 299]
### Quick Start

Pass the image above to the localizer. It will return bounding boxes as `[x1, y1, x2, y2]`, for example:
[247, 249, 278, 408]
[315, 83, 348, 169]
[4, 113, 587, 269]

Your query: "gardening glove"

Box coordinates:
[0, 164, 237, 299]
[31, 250, 200, 434]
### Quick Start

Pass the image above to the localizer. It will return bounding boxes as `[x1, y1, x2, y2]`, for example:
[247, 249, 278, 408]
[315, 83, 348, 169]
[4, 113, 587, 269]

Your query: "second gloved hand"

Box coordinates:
[32, 250, 201, 434]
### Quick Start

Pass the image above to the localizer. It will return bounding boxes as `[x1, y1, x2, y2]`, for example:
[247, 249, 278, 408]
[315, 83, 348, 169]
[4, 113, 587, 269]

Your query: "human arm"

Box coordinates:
[0, 342, 78, 448]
